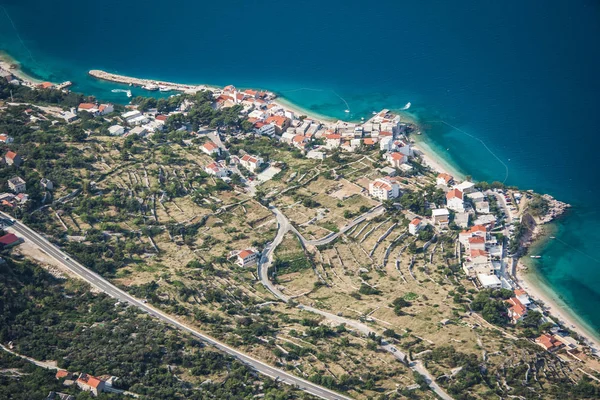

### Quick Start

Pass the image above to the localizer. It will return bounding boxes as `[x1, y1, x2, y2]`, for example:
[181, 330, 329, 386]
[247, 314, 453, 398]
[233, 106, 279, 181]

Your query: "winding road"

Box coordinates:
[0, 212, 352, 400]
[256, 207, 453, 400]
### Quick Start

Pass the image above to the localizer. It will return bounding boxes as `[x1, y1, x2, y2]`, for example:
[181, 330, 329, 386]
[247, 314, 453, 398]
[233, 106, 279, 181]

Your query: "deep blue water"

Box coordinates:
[1, 1, 600, 334]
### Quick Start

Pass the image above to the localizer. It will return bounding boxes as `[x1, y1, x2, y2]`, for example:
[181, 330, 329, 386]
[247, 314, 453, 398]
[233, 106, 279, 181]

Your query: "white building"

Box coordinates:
[387, 152, 407, 168]
[476, 201, 490, 214]
[325, 134, 342, 149]
[8, 177, 26, 193]
[236, 249, 258, 267]
[205, 161, 229, 178]
[240, 154, 263, 172]
[436, 173, 454, 186]
[477, 273, 502, 290]
[130, 126, 147, 136]
[446, 188, 464, 212]
[453, 181, 476, 194]
[431, 208, 450, 226]
[368, 177, 400, 201]
[108, 125, 125, 136]
[201, 141, 221, 156]
[408, 218, 422, 235]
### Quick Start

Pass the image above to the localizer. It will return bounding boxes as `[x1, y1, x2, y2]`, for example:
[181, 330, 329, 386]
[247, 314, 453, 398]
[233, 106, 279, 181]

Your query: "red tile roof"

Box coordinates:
[363, 138, 376, 145]
[202, 141, 218, 151]
[468, 236, 485, 244]
[470, 249, 488, 258]
[536, 334, 560, 351]
[437, 173, 454, 183]
[155, 115, 168, 121]
[5, 151, 17, 160]
[55, 370, 70, 379]
[389, 152, 405, 161]
[446, 188, 463, 200]
[238, 249, 254, 259]
[78, 103, 96, 110]
[265, 115, 289, 127]
[410, 218, 421, 226]
[0, 233, 20, 246]
[326, 134, 341, 140]
[77, 373, 103, 389]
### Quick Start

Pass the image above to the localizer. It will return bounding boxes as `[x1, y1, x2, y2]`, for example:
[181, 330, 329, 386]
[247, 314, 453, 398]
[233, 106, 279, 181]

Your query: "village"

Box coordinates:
[1, 65, 598, 399]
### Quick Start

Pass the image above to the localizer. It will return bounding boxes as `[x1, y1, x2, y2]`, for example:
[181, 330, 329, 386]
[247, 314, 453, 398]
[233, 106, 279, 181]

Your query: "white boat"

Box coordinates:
[143, 84, 159, 91]
[159, 86, 171, 92]
[401, 102, 411, 110]
[112, 88, 132, 98]
[530, 255, 541, 259]
[550, 236, 556, 239]
[344, 109, 350, 113]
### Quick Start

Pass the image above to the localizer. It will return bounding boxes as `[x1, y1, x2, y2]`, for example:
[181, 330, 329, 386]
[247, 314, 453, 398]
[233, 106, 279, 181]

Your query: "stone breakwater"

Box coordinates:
[88, 70, 212, 94]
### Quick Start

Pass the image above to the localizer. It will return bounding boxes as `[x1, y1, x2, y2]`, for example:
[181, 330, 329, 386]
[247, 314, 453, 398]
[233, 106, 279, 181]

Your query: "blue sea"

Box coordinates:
[2, 1, 600, 335]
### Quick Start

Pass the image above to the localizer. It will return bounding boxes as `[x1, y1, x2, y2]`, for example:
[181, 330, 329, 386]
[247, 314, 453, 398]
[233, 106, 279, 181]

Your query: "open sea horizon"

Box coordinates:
[2, 0, 599, 338]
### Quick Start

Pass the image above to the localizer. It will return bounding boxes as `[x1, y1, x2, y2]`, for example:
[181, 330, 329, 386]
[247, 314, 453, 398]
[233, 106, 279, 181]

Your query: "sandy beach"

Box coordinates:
[0, 51, 44, 85]
[516, 262, 600, 352]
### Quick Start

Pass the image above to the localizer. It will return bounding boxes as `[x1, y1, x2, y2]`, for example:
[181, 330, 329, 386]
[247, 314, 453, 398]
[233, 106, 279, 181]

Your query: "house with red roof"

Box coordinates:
[240, 154, 263, 172]
[78, 103, 99, 114]
[386, 152, 407, 168]
[291, 135, 309, 150]
[265, 115, 290, 134]
[369, 177, 400, 201]
[204, 161, 229, 178]
[467, 236, 486, 252]
[236, 249, 258, 267]
[200, 141, 221, 156]
[76, 373, 106, 396]
[409, 218, 423, 235]
[325, 133, 342, 149]
[436, 173, 454, 186]
[535, 333, 562, 352]
[0, 233, 22, 248]
[446, 188, 464, 212]
[5, 151, 22, 167]
[470, 249, 489, 264]
[0, 134, 13, 144]
[39, 82, 54, 89]
[506, 297, 527, 324]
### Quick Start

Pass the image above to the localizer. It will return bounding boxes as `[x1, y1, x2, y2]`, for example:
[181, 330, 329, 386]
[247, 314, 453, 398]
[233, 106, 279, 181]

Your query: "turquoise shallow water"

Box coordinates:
[1, 0, 600, 334]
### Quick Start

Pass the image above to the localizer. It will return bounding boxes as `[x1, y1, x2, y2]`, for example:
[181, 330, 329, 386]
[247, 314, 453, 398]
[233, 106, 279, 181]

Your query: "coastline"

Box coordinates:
[517, 260, 600, 352]
[515, 222, 600, 352]
[4, 55, 594, 352]
[0, 51, 44, 84]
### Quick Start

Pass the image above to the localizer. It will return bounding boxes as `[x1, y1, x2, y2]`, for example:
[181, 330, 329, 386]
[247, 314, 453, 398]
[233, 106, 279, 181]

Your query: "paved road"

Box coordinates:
[302, 205, 385, 246]
[256, 208, 453, 400]
[1, 212, 352, 400]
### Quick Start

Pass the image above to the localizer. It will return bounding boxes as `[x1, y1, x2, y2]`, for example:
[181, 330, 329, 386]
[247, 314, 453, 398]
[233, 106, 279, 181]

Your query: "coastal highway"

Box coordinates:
[0, 212, 352, 400]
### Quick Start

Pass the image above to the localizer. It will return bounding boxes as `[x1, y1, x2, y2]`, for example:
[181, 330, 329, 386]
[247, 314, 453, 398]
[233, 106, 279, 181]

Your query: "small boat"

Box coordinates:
[550, 236, 556, 239]
[372, 111, 377, 115]
[143, 84, 159, 91]
[159, 86, 171, 92]
[530, 255, 541, 259]
[401, 102, 411, 110]
[344, 109, 350, 113]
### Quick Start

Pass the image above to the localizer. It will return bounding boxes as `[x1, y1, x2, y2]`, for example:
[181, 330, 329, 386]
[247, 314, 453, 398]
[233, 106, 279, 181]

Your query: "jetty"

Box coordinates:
[88, 70, 214, 94]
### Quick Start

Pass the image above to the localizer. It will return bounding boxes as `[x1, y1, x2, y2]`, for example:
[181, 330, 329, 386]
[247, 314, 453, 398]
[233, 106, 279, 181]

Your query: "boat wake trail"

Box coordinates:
[1, 5, 36, 64]
[281, 87, 351, 114]
[427, 120, 509, 183]
[551, 237, 600, 264]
